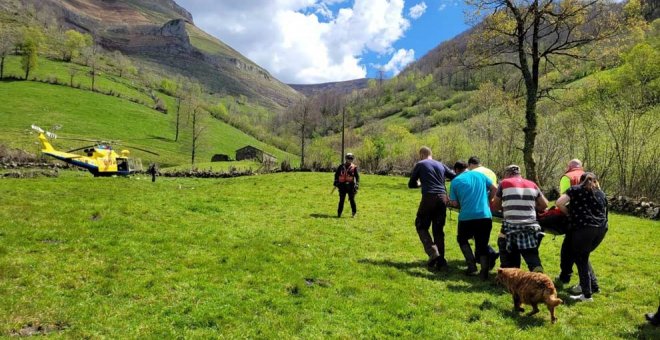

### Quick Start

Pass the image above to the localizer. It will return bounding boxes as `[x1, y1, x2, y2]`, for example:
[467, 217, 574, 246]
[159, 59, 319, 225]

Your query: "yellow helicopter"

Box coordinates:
[32, 125, 158, 177]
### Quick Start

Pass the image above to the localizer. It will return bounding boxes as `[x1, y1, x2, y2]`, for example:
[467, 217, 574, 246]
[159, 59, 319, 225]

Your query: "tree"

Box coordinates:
[316, 90, 346, 164]
[292, 98, 312, 168]
[465, 0, 621, 183]
[182, 82, 206, 167]
[81, 44, 100, 91]
[113, 50, 135, 78]
[62, 30, 90, 61]
[68, 65, 78, 87]
[20, 26, 43, 80]
[0, 26, 17, 79]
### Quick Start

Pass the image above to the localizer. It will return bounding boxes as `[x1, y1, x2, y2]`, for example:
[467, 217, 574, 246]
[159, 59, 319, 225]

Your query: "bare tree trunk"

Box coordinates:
[91, 66, 96, 92]
[300, 122, 305, 169]
[175, 97, 181, 141]
[25, 63, 30, 80]
[0, 56, 4, 79]
[191, 108, 197, 166]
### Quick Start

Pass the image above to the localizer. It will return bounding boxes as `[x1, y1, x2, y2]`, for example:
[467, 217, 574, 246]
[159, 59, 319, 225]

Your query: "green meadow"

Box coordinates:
[0, 80, 297, 168]
[1, 172, 658, 338]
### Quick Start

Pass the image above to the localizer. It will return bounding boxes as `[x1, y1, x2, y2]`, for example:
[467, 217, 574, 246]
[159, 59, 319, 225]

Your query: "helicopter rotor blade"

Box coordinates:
[31, 124, 44, 133]
[57, 137, 102, 142]
[123, 145, 160, 156]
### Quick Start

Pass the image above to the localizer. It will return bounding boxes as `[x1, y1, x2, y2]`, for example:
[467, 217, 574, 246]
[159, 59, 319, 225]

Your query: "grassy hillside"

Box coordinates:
[0, 80, 297, 167]
[0, 173, 658, 338]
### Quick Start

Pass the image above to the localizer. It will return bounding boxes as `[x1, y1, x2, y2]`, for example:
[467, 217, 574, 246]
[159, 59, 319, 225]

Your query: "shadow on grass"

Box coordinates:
[620, 322, 660, 339]
[310, 213, 337, 219]
[499, 307, 548, 329]
[358, 258, 500, 288]
[359, 257, 553, 328]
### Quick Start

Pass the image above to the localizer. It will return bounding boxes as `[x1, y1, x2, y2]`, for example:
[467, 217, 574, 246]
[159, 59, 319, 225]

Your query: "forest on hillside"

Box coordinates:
[278, 0, 659, 200]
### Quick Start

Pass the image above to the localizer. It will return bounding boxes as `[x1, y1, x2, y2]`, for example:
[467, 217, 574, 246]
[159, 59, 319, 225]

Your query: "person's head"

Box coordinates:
[503, 164, 521, 178]
[345, 153, 355, 164]
[567, 159, 582, 171]
[579, 172, 600, 191]
[419, 146, 432, 160]
[467, 156, 480, 170]
[454, 160, 468, 175]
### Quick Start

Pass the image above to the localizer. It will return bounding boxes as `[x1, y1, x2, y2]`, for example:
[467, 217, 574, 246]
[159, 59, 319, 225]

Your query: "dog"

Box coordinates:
[496, 268, 563, 323]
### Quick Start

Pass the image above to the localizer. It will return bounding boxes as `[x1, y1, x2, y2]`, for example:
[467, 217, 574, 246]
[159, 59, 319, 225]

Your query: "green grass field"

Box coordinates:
[0, 80, 297, 168]
[1, 173, 658, 338]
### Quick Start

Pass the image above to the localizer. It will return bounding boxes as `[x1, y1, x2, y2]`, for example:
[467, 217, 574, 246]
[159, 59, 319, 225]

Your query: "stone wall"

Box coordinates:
[608, 195, 659, 220]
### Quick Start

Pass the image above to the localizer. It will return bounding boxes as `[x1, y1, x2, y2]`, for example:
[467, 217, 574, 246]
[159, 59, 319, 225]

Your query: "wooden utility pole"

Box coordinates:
[341, 106, 346, 165]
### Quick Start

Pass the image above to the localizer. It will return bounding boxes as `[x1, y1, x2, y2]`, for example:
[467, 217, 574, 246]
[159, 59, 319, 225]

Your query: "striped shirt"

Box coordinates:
[497, 176, 541, 225]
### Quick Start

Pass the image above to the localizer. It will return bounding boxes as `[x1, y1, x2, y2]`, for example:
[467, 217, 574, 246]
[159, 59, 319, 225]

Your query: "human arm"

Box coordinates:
[354, 166, 360, 190]
[408, 164, 420, 189]
[559, 176, 571, 195]
[333, 166, 340, 187]
[556, 194, 570, 215]
[448, 184, 460, 209]
[444, 163, 456, 181]
[535, 190, 549, 212]
[490, 184, 503, 211]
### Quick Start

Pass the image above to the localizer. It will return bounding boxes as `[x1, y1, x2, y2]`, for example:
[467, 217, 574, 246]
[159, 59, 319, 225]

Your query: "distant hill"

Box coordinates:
[11, 0, 301, 109]
[288, 78, 370, 97]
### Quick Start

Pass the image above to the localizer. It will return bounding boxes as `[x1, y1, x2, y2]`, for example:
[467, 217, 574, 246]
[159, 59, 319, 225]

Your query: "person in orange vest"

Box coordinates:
[556, 159, 586, 285]
[334, 153, 360, 218]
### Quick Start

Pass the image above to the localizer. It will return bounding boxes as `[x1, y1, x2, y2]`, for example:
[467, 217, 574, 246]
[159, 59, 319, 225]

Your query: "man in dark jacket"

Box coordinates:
[408, 146, 456, 271]
[334, 153, 359, 218]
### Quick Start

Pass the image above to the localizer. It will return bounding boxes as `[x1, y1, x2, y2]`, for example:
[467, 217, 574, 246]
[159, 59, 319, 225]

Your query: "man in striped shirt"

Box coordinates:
[491, 165, 548, 272]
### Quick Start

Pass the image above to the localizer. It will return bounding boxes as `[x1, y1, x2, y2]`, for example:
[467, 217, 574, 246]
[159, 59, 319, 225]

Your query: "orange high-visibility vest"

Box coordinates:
[565, 168, 584, 186]
[339, 164, 356, 183]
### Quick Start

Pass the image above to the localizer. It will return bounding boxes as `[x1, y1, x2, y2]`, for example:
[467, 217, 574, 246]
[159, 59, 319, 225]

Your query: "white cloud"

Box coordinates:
[176, 0, 410, 84]
[409, 2, 427, 19]
[380, 48, 415, 76]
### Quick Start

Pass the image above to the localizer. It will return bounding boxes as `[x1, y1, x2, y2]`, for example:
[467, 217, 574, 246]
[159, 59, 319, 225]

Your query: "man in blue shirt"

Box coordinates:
[408, 146, 456, 271]
[449, 161, 498, 280]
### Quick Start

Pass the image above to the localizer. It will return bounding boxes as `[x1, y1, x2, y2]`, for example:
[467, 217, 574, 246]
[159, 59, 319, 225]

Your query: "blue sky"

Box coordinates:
[177, 0, 470, 84]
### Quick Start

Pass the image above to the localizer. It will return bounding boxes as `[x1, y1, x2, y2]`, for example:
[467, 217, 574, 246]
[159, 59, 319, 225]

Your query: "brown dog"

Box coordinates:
[496, 268, 563, 323]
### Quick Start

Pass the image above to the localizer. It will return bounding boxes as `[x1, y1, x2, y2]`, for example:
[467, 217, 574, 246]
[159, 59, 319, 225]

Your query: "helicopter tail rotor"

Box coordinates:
[31, 124, 57, 139]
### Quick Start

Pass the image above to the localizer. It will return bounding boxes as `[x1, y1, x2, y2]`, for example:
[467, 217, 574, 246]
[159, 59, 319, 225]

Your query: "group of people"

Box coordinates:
[409, 148, 608, 303]
[333, 147, 610, 304]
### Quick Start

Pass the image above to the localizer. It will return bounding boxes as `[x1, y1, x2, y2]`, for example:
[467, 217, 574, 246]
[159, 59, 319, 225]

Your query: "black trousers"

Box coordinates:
[559, 233, 574, 282]
[498, 237, 543, 271]
[337, 186, 356, 217]
[570, 226, 607, 298]
[415, 193, 447, 261]
[457, 218, 493, 258]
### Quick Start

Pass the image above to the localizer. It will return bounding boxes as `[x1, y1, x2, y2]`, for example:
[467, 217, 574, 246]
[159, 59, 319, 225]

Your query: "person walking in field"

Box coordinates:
[334, 153, 359, 218]
[448, 161, 498, 280]
[556, 159, 586, 285]
[492, 165, 548, 273]
[408, 146, 456, 271]
[466, 155, 501, 261]
[467, 156, 497, 185]
[556, 172, 608, 302]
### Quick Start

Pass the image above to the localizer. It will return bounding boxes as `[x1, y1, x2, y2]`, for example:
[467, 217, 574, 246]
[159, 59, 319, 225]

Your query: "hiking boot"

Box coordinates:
[479, 256, 490, 281]
[532, 266, 544, 273]
[568, 284, 582, 294]
[459, 244, 478, 275]
[646, 312, 660, 326]
[351, 212, 356, 218]
[569, 294, 593, 302]
[435, 258, 448, 271]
